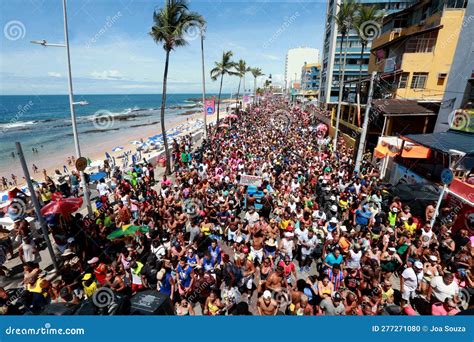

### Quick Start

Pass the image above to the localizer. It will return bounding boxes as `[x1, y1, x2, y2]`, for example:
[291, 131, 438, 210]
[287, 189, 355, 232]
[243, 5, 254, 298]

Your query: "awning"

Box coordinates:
[374, 136, 430, 159]
[403, 130, 474, 154]
[372, 99, 435, 116]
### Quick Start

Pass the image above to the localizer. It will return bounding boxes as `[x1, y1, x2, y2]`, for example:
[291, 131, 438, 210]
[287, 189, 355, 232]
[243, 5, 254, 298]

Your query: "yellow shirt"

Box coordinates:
[83, 281, 97, 298]
[403, 221, 417, 234]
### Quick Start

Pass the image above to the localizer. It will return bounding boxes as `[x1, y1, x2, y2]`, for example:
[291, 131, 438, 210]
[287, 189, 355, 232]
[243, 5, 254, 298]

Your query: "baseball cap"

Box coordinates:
[263, 290, 272, 299]
[330, 217, 338, 224]
[414, 261, 423, 269]
[429, 255, 438, 262]
[388, 247, 396, 252]
[332, 292, 342, 301]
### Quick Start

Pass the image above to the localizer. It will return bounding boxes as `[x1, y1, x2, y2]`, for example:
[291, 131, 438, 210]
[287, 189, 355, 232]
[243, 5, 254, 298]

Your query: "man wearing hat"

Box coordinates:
[257, 290, 278, 315]
[319, 291, 345, 316]
[400, 260, 424, 306]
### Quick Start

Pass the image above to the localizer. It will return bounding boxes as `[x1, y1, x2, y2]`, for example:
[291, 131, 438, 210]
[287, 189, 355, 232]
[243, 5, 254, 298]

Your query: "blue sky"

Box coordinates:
[1, 0, 326, 95]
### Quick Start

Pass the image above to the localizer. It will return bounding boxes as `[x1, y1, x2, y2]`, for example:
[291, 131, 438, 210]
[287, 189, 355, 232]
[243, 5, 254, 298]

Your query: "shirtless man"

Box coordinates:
[266, 265, 287, 291]
[250, 228, 265, 265]
[257, 290, 278, 315]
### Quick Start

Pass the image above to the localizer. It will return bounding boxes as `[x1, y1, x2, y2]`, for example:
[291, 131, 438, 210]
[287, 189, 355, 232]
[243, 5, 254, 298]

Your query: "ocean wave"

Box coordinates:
[0, 121, 36, 130]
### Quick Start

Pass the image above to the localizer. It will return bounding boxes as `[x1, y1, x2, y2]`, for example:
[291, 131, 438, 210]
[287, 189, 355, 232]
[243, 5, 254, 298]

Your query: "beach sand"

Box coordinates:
[2, 109, 228, 188]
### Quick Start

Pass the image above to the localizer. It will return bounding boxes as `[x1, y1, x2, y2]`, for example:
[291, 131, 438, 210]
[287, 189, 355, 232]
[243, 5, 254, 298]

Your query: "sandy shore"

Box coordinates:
[2, 109, 227, 189]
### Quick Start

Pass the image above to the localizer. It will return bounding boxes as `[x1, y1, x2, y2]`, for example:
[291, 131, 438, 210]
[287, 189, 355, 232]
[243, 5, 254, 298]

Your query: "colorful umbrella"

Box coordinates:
[107, 224, 149, 240]
[112, 146, 124, 152]
[40, 197, 83, 217]
[228, 114, 238, 119]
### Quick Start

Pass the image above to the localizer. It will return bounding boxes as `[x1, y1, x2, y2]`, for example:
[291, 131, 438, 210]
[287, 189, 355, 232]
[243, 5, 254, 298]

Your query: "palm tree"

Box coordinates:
[332, 0, 359, 152]
[234, 59, 249, 111]
[250, 67, 264, 105]
[355, 6, 382, 81]
[150, 0, 205, 175]
[210, 51, 237, 123]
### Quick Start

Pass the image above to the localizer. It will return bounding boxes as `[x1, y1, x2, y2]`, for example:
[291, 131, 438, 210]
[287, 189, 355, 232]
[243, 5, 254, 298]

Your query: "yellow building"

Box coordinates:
[368, 0, 467, 136]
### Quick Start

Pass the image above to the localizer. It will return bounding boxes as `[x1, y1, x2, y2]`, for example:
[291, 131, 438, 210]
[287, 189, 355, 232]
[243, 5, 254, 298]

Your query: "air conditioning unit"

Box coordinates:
[438, 72, 447, 78]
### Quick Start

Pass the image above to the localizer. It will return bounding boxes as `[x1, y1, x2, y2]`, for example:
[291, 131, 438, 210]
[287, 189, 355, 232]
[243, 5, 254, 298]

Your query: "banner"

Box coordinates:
[239, 174, 262, 187]
[204, 99, 215, 115]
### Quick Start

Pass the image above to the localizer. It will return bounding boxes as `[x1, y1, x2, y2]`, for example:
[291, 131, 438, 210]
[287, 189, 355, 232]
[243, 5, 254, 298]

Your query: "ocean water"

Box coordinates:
[0, 93, 223, 167]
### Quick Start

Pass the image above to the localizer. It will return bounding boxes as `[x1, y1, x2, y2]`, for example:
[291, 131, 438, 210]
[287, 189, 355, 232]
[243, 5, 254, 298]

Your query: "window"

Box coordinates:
[398, 72, 409, 88]
[405, 31, 438, 53]
[410, 72, 428, 89]
[437, 73, 447, 86]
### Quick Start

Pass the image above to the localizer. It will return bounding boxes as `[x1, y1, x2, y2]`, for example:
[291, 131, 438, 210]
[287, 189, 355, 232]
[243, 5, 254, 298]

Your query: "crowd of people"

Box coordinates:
[0, 98, 472, 316]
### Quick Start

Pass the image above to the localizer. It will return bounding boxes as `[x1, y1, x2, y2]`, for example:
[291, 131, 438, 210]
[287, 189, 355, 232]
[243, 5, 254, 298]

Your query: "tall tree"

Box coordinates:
[210, 51, 237, 123]
[234, 59, 249, 111]
[150, 0, 205, 175]
[332, 0, 359, 152]
[355, 5, 382, 81]
[250, 67, 264, 105]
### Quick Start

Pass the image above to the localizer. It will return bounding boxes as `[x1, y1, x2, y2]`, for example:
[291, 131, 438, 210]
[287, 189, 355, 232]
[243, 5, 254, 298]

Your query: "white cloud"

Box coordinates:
[262, 54, 280, 61]
[90, 69, 123, 80]
[47, 72, 61, 78]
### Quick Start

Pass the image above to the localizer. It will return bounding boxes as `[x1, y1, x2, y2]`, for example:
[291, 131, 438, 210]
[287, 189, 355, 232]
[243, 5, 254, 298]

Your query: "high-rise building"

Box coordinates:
[285, 47, 320, 90]
[320, 0, 414, 105]
[300, 62, 321, 99]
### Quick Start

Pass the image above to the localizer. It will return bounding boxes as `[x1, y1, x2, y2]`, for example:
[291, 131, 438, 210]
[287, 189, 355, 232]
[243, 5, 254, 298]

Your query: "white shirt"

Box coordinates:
[97, 183, 110, 196]
[430, 276, 459, 302]
[401, 267, 423, 292]
[301, 235, 318, 255]
[346, 250, 362, 269]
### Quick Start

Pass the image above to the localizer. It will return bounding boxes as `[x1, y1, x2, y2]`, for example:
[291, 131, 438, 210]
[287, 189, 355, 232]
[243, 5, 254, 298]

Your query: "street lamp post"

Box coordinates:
[31, 0, 93, 217]
[200, 26, 207, 140]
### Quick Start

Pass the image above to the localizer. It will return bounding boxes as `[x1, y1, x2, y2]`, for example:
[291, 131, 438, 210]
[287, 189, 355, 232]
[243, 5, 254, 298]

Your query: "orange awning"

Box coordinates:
[401, 145, 430, 158]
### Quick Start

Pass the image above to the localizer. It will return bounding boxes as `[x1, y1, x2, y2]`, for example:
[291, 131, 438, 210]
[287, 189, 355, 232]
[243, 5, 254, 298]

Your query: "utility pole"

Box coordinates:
[200, 26, 207, 139]
[62, 0, 93, 217]
[355, 71, 376, 173]
[16, 142, 59, 272]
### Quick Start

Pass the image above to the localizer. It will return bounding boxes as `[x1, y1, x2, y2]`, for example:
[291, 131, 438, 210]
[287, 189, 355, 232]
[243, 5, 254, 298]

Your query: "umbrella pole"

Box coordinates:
[15, 142, 59, 272]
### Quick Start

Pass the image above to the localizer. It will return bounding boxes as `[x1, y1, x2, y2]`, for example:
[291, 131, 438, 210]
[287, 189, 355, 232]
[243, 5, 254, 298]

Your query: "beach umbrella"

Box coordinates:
[40, 197, 83, 217]
[112, 146, 124, 152]
[228, 114, 238, 119]
[219, 123, 230, 128]
[107, 224, 149, 240]
[130, 140, 142, 145]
